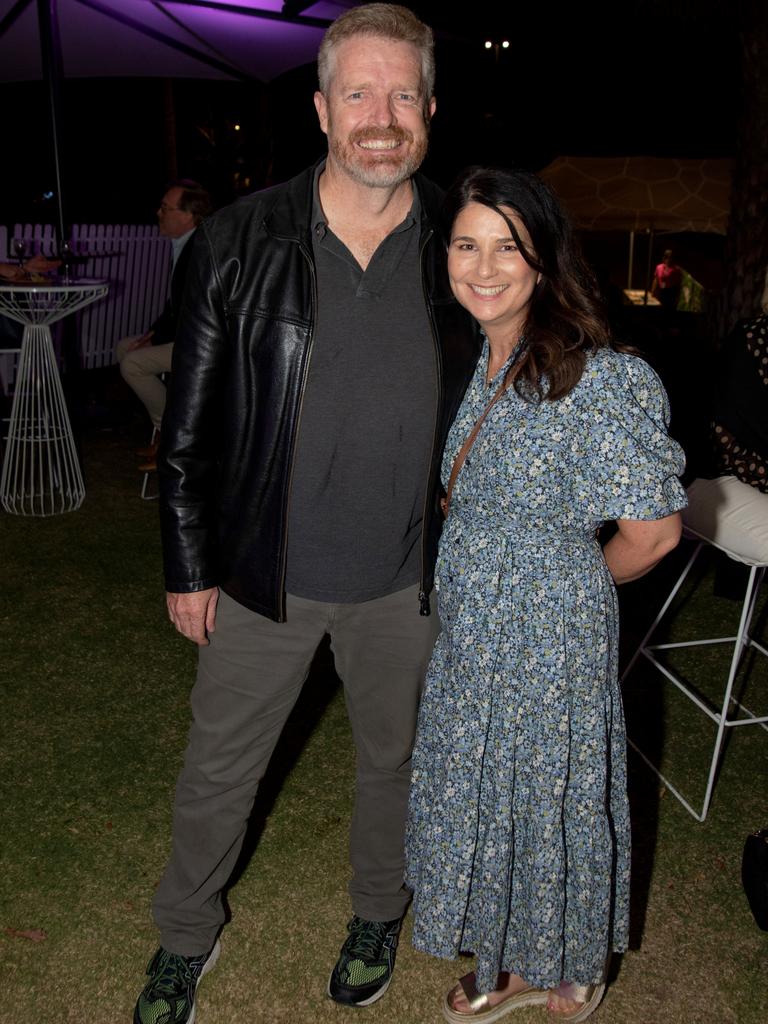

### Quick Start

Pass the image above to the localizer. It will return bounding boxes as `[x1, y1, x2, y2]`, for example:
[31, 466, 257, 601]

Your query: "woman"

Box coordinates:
[405, 167, 686, 1023]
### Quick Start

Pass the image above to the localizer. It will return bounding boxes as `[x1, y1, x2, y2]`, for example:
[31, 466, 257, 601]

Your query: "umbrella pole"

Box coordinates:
[644, 228, 654, 304]
[37, 0, 84, 435]
[628, 230, 635, 290]
[36, 0, 66, 248]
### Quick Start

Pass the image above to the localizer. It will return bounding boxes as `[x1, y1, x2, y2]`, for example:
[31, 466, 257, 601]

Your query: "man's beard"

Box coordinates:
[329, 123, 429, 188]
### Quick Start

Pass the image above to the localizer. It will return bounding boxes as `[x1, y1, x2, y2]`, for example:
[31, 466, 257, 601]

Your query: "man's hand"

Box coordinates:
[167, 588, 219, 645]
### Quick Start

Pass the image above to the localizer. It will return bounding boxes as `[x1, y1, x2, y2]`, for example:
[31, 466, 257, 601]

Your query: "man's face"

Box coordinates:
[314, 36, 435, 189]
[157, 187, 195, 238]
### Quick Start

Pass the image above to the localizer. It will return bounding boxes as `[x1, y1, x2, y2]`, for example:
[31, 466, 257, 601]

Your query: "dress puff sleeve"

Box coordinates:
[573, 350, 688, 523]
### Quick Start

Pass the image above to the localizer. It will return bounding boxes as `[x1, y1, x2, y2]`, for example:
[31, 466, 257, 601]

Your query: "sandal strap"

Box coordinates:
[459, 973, 490, 1012]
[553, 981, 594, 1003]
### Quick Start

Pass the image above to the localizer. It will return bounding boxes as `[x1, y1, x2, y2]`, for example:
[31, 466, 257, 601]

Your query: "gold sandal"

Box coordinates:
[442, 971, 548, 1024]
[546, 981, 606, 1022]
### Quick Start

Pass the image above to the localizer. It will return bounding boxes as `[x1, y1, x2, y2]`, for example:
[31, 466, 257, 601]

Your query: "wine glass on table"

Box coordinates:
[12, 238, 26, 270]
[59, 240, 74, 283]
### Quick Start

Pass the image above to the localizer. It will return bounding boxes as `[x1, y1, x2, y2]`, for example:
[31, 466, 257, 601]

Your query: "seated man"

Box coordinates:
[116, 179, 212, 471]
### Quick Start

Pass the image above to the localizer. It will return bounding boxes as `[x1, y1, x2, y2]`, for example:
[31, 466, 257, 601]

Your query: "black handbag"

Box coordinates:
[741, 827, 768, 931]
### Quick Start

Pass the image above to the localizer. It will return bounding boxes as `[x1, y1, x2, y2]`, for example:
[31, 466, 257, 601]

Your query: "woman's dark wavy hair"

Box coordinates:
[443, 166, 613, 401]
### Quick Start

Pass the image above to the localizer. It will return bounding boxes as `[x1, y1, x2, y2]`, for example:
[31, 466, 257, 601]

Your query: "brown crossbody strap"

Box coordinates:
[441, 379, 508, 517]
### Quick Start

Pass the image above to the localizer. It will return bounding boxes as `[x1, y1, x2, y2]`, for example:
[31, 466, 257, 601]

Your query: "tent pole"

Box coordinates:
[628, 230, 635, 290]
[36, 0, 66, 247]
[644, 228, 654, 304]
[0, 0, 35, 40]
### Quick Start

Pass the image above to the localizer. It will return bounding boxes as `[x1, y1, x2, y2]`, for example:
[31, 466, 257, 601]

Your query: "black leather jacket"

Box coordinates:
[158, 163, 481, 621]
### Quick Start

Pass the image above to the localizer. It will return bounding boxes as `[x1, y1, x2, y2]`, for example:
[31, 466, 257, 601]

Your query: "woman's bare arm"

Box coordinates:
[603, 513, 682, 584]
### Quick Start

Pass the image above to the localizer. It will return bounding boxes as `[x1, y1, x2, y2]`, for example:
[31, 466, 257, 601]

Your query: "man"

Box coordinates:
[133, 6, 481, 1023]
[115, 179, 212, 471]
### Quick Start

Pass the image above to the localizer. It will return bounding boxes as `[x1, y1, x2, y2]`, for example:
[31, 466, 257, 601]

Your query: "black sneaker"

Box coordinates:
[328, 915, 401, 1007]
[133, 940, 220, 1024]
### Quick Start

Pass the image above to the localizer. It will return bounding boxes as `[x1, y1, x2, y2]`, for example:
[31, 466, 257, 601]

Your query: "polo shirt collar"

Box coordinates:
[311, 159, 421, 240]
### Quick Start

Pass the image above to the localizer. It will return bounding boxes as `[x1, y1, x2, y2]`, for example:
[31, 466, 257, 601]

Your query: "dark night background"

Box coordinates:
[0, 2, 740, 226]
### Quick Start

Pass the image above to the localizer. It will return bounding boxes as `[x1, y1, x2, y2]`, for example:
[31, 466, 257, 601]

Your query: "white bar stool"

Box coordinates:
[140, 425, 160, 500]
[139, 370, 167, 501]
[621, 475, 768, 821]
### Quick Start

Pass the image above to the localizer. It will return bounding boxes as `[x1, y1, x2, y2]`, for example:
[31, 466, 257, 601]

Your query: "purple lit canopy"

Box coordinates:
[0, 0, 364, 238]
[0, 0, 359, 83]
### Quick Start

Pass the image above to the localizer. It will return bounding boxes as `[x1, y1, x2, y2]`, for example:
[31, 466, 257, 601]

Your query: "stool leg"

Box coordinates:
[621, 541, 704, 683]
[699, 564, 761, 821]
[623, 545, 765, 822]
[140, 425, 159, 501]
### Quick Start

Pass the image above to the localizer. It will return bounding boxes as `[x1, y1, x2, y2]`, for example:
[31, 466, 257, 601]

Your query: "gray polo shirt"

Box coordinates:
[285, 166, 437, 603]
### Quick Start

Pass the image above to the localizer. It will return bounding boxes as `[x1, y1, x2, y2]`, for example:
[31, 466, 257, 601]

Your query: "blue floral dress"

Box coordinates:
[405, 343, 687, 993]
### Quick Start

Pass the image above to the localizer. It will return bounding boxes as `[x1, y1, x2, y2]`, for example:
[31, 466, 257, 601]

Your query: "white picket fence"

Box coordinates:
[0, 223, 172, 393]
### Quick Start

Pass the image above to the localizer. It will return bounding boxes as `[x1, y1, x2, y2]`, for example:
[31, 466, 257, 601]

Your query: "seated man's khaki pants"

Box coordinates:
[115, 336, 173, 430]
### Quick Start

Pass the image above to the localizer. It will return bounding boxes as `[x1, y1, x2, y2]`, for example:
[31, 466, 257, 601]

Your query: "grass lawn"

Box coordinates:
[1, 423, 766, 1024]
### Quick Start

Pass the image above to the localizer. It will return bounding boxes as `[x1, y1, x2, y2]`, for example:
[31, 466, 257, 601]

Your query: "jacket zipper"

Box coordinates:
[418, 225, 441, 617]
[276, 239, 317, 622]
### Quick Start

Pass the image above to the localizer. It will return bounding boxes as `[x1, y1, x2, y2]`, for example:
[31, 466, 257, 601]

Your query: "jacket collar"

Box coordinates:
[263, 161, 318, 245]
[263, 158, 442, 245]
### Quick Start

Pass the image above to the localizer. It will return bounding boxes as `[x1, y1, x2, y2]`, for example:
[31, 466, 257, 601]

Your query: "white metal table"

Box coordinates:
[0, 279, 108, 515]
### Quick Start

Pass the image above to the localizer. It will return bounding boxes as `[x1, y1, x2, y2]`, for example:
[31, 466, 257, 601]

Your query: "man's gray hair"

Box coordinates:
[168, 179, 213, 224]
[317, 3, 435, 107]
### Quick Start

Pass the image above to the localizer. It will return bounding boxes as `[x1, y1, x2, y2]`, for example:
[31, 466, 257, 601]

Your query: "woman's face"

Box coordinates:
[447, 202, 541, 340]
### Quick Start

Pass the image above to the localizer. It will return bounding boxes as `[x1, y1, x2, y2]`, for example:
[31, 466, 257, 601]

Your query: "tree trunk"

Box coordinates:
[717, 2, 768, 337]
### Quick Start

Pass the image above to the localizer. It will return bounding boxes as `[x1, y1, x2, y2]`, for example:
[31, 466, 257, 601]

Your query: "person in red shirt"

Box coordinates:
[651, 248, 682, 310]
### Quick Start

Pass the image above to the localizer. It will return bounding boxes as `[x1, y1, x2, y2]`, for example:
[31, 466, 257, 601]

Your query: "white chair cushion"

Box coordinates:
[684, 476, 768, 566]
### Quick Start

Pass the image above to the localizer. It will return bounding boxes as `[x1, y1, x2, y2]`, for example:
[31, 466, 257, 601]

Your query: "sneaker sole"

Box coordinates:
[187, 940, 221, 1024]
[327, 970, 392, 1008]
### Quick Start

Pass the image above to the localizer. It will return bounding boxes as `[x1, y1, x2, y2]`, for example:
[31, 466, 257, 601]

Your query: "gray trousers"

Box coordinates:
[152, 584, 439, 956]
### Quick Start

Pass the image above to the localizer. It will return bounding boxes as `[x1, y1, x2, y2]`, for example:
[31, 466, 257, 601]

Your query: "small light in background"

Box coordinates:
[234, 123, 241, 131]
[485, 40, 509, 58]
